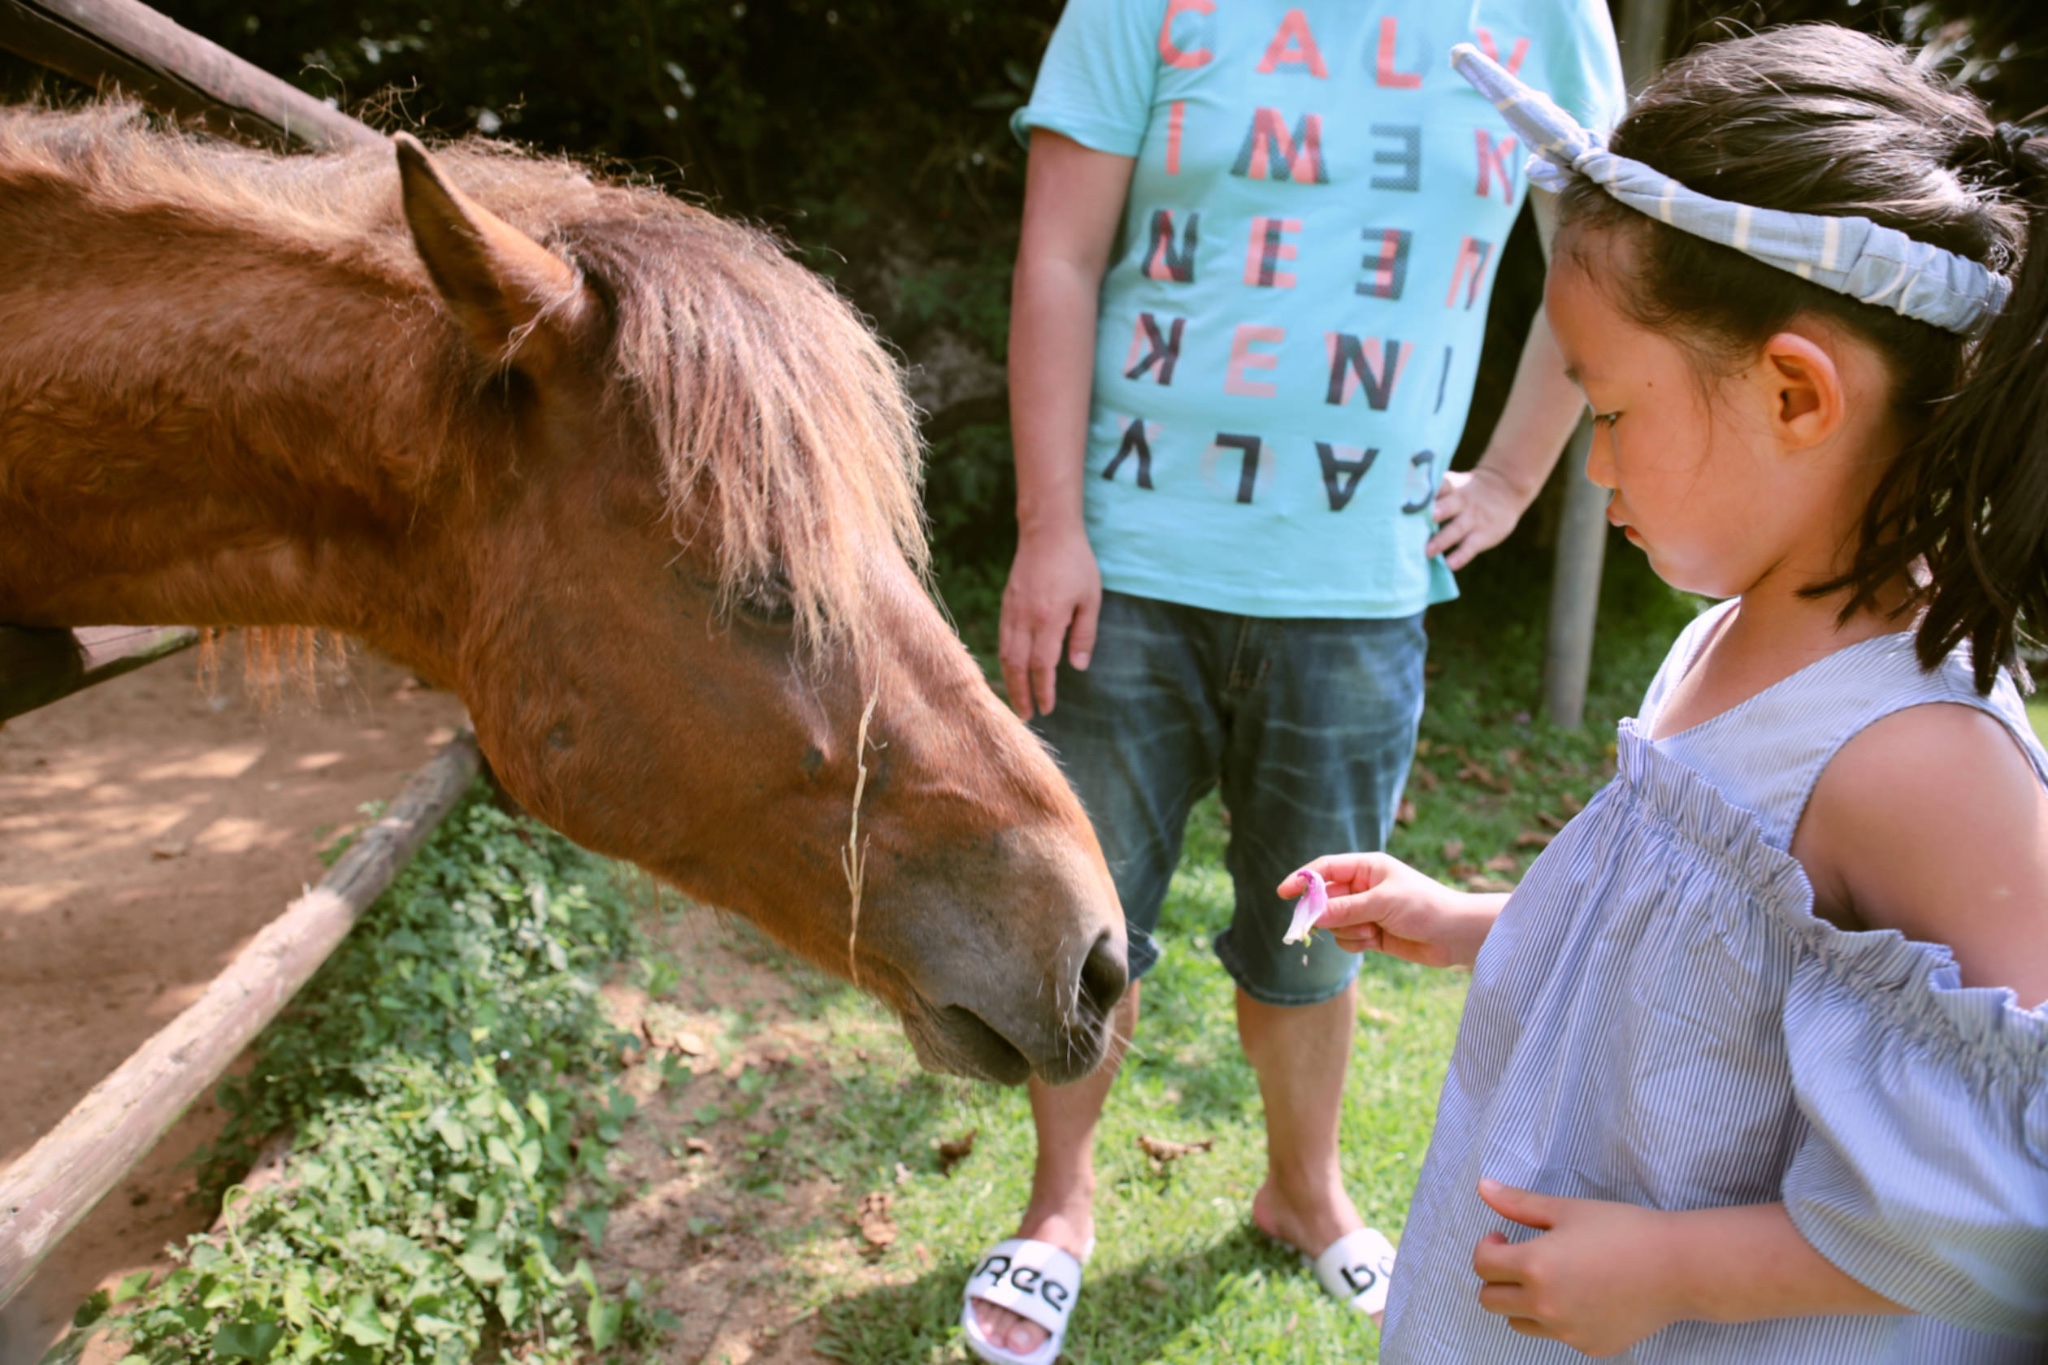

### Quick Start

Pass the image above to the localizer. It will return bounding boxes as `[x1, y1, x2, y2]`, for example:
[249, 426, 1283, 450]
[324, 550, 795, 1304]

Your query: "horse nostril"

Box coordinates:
[1076, 930, 1128, 1022]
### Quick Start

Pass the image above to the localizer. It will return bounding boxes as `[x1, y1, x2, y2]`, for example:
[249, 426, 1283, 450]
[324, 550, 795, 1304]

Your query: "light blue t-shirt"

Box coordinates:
[1015, 0, 1624, 618]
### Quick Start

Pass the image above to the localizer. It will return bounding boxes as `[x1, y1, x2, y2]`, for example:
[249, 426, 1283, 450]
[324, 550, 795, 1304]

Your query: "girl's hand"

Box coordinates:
[1472, 1180, 1689, 1357]
[1278, 854, 1500, 969]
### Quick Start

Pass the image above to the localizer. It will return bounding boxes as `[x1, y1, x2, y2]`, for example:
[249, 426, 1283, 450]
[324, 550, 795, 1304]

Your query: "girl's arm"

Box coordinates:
[996, 130, 1134, 721]
[1794, 701, 2048, 1007]
[1281, 855, 1503, 968]
[1470, 1184, 1904, 1357]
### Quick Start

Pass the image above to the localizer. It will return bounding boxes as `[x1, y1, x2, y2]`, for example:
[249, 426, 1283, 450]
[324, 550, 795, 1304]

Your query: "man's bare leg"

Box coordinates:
[968, 981, 1139, 1357]
[1240, 981, 1366, 1262]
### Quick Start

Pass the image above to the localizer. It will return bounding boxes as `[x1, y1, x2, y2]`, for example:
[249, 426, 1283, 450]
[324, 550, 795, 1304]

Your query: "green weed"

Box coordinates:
[57, 797, 665, 1365]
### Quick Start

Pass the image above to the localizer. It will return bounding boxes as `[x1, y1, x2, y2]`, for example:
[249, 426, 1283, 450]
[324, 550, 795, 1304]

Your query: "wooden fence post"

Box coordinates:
[1541, 417, 1605, 727]
[1538, 0, 1673, 727]
[0, 733, 481, 1309]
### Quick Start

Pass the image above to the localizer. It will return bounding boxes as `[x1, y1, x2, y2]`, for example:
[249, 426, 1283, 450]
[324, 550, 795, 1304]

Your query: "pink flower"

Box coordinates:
[1283, 867, 1329, 945]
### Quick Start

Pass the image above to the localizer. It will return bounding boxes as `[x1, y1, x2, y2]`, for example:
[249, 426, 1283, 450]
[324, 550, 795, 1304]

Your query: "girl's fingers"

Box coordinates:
[1278, 853, 1380, 898]
[1332, 925, 1380, 953]
[1471, 1230, 1525, 1284]
[1319, 890, 1388, 926]
[1478, 1178, 1563, 1230]
[1476, 1282, 1532, 1318]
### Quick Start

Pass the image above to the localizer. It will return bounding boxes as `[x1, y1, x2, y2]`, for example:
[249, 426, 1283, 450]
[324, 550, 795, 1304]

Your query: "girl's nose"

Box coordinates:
[1583, 422, 1619, 491]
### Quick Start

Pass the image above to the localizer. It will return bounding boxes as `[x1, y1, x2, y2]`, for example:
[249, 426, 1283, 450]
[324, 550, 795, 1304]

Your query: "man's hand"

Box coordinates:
[1279, 854, 1500, 969]
[1471, 1180, 1692, 1358]
[1427, 466, 1534, 570]
[998, 525, 1101, 720]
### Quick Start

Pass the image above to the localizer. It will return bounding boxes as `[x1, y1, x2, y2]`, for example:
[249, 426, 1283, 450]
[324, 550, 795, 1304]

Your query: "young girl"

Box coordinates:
[1286, 26, 2048, 1362]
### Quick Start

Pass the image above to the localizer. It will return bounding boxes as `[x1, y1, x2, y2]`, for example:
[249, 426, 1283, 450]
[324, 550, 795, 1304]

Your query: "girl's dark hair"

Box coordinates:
[1556, 24, 2047, 692]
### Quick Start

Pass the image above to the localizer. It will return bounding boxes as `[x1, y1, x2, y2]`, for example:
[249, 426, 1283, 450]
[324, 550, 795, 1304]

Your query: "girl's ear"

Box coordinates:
[1752, 330, 1846, 453]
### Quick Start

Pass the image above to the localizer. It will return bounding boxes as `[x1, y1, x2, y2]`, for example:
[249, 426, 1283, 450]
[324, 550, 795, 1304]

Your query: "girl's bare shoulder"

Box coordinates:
[1795, 701, 2048, 1005]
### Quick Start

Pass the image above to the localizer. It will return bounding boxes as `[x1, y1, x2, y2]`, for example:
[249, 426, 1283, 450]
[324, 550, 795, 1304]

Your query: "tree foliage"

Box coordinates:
[8, 0, 2046, 580]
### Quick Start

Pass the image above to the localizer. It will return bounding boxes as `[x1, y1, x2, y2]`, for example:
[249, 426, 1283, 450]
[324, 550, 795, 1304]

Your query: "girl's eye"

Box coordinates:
[1594, 410, 1622, 429]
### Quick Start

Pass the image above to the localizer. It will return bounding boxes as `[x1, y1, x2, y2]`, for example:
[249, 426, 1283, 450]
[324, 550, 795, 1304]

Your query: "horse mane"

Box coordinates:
[0, 102, 929, 648]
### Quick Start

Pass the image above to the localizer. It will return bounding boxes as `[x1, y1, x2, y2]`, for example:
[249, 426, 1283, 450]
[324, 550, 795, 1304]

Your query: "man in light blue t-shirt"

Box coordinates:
[965, 2, 1622, 1359]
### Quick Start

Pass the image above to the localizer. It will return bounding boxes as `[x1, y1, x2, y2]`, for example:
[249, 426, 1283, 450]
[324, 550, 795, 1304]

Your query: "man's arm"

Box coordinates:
[1427, 191, 1591, 569]
[997, 130, 1134, 720]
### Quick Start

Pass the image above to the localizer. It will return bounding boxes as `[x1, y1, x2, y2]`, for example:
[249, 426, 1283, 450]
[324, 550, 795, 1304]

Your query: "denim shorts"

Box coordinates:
[1033, 591, 1426, 1006]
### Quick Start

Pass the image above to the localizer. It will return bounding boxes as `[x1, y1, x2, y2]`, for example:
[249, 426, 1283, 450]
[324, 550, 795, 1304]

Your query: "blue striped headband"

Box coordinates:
[1449, 43, 2011, 337]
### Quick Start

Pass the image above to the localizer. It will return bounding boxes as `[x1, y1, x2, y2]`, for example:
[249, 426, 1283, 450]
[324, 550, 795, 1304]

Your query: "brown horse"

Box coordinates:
[0, 104, 1126, 1085]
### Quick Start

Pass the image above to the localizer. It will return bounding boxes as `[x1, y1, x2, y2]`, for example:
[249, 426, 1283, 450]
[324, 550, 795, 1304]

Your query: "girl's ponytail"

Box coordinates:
[1905, 128, 2048, 692]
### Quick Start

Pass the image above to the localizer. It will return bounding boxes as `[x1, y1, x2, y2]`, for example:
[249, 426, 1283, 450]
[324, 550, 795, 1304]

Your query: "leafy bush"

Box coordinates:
[5, 0, 2044, 583]
[52, 795, 664, 1365]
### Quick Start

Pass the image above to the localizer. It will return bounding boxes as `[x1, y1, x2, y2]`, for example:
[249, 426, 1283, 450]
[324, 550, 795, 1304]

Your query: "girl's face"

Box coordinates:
[1543, 230, 1835, 600]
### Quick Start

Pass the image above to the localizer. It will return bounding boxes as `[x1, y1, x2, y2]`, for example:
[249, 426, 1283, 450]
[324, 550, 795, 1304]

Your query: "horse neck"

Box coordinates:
[0, 182, 474, 670]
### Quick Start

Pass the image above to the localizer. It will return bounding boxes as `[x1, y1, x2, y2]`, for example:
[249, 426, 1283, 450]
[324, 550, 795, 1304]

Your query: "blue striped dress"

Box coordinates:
[1382, 600, 2048, 1363]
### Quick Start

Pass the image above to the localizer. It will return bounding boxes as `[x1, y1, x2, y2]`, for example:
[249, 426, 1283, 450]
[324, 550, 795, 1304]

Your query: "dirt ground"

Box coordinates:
[0, 639, 922, 1365]
[0, 641, 468, 1365]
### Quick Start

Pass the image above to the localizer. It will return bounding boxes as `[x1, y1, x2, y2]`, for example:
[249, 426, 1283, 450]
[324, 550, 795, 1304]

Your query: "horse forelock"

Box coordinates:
[565, 201, 931, 649]
[0, 102, 929, 649]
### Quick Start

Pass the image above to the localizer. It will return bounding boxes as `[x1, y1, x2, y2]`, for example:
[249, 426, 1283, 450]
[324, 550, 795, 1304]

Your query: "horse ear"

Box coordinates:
[393, 132, 592, 375]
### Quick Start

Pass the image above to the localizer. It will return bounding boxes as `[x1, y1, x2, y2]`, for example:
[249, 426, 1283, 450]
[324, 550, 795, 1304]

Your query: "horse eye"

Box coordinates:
[734, 571, 796, 629]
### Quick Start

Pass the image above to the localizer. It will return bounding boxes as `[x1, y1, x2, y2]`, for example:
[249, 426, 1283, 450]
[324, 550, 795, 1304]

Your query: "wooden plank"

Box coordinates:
[0, 625, 200, 723]
[0, 0, 380, 151]
[0, 731, 481, 1308]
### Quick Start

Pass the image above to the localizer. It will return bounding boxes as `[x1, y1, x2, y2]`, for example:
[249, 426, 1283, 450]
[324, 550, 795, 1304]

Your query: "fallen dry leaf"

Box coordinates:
[1136, 1134, 1215, 1173]
[1414, 738, 1434, 757]
[684, 1136, 712, 1157]
[1412, 766, 1442, 793]
[1501, 748, 1524, 770]
[1517, 831, 1555, 850]
[1140, 1274, 1173, 1298]
[1536, 810, 1569, 832]
[855, 1191, 897, 1252]
[1457, 760, 1513, 794]
[1466, 875, 1516, 894]
[670, 1029, 708, 1057]
[1561, 791, 1586, 815]
[894, 1162, 913, 1187]
[1484, 854, 1518, 873]
[150, 840, 189, 860]
[1396, 799, 1417, 826]
[1448, 861, 1480, 881]
[1441, 838, 1465, 862]
[934, 1129, 978, 1176]
[1358, 1004, 1398, 1027]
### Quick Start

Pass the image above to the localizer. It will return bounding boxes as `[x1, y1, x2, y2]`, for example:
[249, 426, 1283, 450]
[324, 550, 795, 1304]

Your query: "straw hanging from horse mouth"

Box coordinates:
[842, 687, 880, 990]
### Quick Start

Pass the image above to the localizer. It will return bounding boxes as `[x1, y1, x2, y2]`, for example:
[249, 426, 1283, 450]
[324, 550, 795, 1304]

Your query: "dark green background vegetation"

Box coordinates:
[7, 0, 2044, 607]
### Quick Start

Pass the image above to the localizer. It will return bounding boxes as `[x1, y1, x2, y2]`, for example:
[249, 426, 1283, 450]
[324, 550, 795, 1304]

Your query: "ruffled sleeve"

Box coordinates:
[1781, 925, 2048, 1338]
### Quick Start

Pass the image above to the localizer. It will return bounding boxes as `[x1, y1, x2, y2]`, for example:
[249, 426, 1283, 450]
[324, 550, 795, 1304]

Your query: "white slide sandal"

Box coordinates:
[960, 1237, 1085, 1365]
[1311, 1226, 1398, 1317]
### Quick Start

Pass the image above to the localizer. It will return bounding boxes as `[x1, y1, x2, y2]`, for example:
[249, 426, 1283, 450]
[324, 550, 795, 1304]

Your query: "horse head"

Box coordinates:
[393, 138, 1129, 1085]
[0, 110, 1126, 1085]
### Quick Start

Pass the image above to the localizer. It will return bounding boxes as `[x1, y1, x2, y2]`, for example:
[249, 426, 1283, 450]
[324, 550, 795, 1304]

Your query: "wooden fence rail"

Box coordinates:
[0, 625, 201, 723]
[0, 0, 378, 149]
[0, 731, 481, 1307]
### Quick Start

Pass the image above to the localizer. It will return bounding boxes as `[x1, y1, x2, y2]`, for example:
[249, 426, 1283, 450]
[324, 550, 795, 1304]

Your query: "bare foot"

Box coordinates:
[967, 1203, 1092, 1359]
[1252, 1180, 1385, 1326]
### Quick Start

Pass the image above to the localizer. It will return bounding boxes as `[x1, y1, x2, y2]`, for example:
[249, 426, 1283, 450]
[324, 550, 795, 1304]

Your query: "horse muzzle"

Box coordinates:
[894, 926, 1127, 1086]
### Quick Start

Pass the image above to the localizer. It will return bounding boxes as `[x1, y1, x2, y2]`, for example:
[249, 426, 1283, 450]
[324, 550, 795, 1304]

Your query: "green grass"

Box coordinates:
[2030, 697, 2047, 748]
[785, 542, 1700, 1363]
